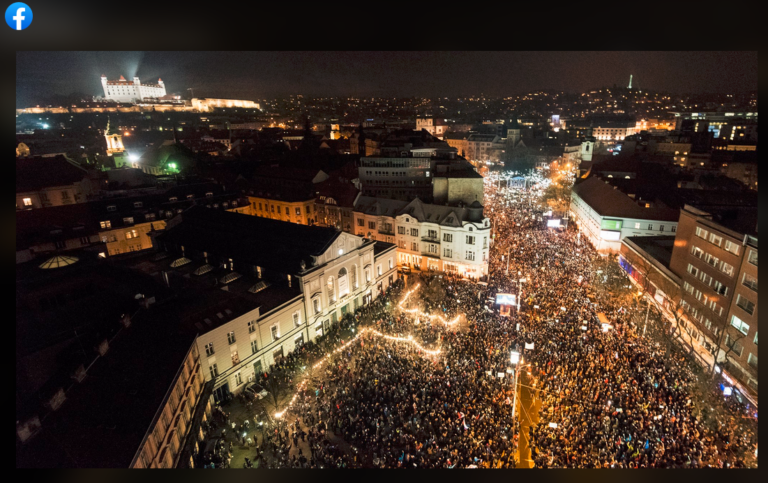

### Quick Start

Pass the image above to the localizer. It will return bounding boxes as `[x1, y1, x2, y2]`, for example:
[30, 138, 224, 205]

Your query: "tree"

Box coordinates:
[261, 366, 292, 418]
[540, 182, 571, 215]
[716, 324, 748, 377]
[420, 275, 447, 313]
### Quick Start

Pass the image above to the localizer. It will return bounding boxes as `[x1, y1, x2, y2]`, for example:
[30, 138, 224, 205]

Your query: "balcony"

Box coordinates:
[421, 236, 440, 244]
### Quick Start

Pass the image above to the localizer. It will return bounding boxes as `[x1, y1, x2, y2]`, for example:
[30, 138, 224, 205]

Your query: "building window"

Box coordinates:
[708, 233, 723, 247]
[671, 225, 676, 232]
[357, 218, 365, 227]
[466, 235, 475, 245]
[133, 201, 143, 208]
[411, 242, 418, 251]
[748, 250, 757, 267]
[169, 197, 178, 202]
[695, 226, 708, 240]
[444, 248, 452, 258]
[428, 244, 437, 254]
[720, 261, 734, 277]
[389, 259, 393, 270]
[23, 197, 33, 206]
[742, 273, 758, 292]
[730, 315, 750, 335]
[443, 233, 453, 243]
[293, 311, 301, 327]
[100, 220, 111, 229]
[397, 226, 405, 234]
[368, 221, 376, 230]
[723, 240, 740, 255]
[295, 207, 301, 216]
[724, 334, 744, 358]
[234, 372, 243, 386]
[125, 229, 139, 239]
[107, 205, 117, 212]
[209, 363, 218, 378]
[313, 297, 321, 314]
[659, 225, 664, 232]
[736, 295, 755, 316]
[251, 339, 258, 354]
[146, 213, 156, 221]
[123, 217, 135, 225]
[747, 353, 757, 370]
[259, 203, 263, 211]
[690, 246, 703, 259]
[227, 331, 236, 345]
[466, 251, 475, 261]
[270, 325, 280, 342]
[248, 321, 256, 333]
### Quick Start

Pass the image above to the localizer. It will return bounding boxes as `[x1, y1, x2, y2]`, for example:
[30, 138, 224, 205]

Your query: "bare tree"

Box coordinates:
[716, 325, 748, 376]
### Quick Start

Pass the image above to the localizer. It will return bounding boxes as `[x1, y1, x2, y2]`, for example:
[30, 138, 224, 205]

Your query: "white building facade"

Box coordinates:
[570, 181, 679, 253]
[101, 75, 166, 103]
[354, 196, 490, 279]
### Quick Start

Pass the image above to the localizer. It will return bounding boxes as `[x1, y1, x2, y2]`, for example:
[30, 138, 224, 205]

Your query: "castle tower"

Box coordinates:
[104, 117, 125, 156]
[158, 78, 166, 96]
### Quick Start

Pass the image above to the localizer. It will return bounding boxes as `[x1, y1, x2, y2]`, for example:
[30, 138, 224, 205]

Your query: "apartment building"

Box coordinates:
[669, 204, 758, 395]
[354, 196, 490, 279]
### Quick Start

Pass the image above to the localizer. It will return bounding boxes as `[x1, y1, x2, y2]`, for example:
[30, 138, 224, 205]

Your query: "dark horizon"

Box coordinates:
[16, 51, 758, 107]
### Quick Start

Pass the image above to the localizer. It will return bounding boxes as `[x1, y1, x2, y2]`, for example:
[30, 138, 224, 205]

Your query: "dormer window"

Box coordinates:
[107, 205, 117, 212]
[169, 197, 178, 202]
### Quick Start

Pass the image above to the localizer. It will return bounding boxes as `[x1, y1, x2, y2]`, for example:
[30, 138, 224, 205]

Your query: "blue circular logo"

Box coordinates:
[5, 3, 32, 30]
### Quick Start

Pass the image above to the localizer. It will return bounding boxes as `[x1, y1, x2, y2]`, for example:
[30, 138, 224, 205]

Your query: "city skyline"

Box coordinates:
[16, 51, 758, 107]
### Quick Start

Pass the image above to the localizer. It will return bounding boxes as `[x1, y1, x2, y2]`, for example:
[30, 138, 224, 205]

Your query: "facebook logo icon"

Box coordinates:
[5, 2, 32, 30]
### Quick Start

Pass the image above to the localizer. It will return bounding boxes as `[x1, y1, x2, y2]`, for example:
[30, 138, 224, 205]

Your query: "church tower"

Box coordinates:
[105, 117, 125, 156]
[580, 136, 595, 162]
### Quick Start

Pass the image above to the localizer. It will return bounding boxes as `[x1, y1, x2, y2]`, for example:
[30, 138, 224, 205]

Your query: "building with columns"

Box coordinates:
[155, 206, 396, 402]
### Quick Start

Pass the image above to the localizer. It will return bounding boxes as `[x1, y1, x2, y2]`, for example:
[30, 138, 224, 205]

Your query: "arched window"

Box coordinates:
[338, 267, 349, 297]
[327, 276, 336, 303]
[313, 297, 321, 315]
[351, 264, 358, 289]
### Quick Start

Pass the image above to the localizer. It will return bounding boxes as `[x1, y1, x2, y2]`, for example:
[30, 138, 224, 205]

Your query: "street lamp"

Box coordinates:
[510, 350, 521, 424]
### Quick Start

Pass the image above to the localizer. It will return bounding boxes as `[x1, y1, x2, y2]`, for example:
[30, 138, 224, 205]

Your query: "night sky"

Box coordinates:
[16, 51, 758, 107]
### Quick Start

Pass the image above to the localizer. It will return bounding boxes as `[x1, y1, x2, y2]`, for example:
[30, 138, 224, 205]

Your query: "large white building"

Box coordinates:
[101, 75, 166, 103]
[354, 196, 490, 279]
[156, 206, 396, 401]
[570, 176, 680, 253]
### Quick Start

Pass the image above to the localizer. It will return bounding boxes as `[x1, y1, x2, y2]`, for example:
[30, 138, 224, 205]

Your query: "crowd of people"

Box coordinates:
[208, 167, 757, 469]
[483, 169, 757, 468]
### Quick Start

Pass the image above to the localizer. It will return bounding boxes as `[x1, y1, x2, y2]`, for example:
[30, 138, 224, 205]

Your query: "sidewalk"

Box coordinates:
[628, 277, 758, 408]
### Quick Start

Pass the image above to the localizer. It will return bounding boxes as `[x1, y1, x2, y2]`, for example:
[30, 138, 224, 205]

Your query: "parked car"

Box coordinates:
[244, 382, 268, 400]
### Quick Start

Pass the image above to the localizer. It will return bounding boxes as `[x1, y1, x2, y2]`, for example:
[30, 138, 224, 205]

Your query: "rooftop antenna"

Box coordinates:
[628, 75, 633, 89]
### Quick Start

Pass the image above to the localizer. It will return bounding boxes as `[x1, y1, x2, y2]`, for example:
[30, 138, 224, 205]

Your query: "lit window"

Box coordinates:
[23, 197, 32, 206]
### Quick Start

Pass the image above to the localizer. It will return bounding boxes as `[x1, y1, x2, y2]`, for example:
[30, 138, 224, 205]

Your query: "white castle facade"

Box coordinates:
[101, 75, 167, 103]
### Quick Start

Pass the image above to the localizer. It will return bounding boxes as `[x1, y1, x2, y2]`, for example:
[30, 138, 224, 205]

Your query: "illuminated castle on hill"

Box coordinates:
[101, 74, 166, 103]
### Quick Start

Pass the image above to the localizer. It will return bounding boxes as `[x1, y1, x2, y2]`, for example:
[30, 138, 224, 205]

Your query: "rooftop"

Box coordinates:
[16, 306, 197, 468]
[16, 155, 89, 193]
[157, 206, 342, 274]
[572, 176, 679, 222]
[624, 235, 677, 269]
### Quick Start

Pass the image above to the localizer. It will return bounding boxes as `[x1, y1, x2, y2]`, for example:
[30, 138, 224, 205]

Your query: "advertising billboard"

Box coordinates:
[601, 219, 623, 231]
[547, 219, 561, 228]
[600, 230, 621, 241]
[495, 293, 516, 305]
